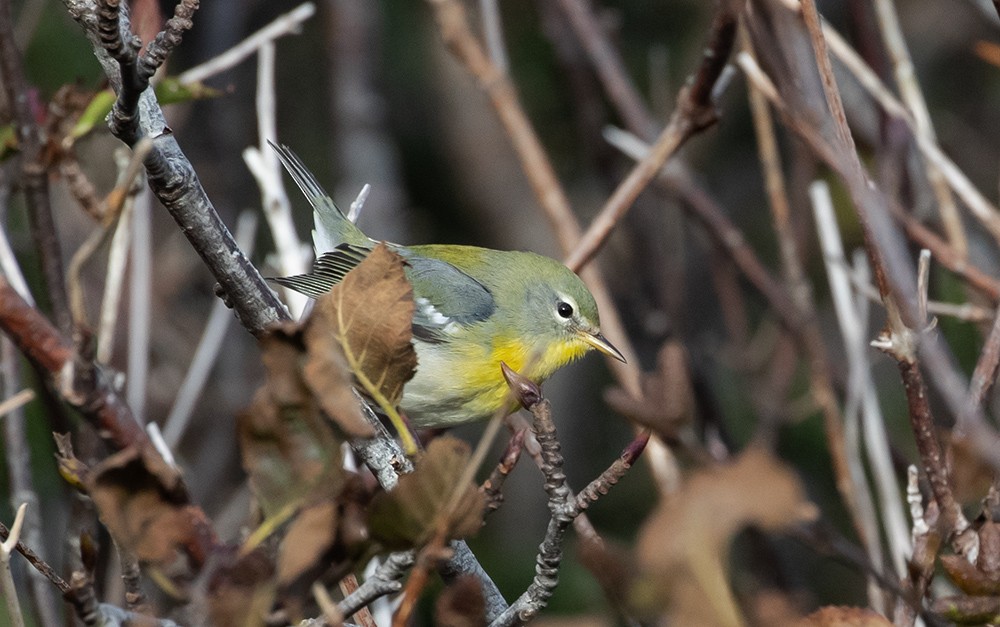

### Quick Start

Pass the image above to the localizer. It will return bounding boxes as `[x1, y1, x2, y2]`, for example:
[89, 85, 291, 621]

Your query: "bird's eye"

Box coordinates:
[557, 301, 574, 318]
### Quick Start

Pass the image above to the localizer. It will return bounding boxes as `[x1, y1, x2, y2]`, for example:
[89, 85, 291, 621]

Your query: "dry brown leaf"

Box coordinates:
[942, 554, 1000, 596]
[435, 574, 487, 627]
[205, 548, 277, 627]
[276, 500, 339, 589]
[368, 436, 485, 549]
[317, 243, 417, 408]
[948, 433, 994, 505]
[302, 310, 373, 438]
[84, 446, 195, 566]
[634, 447, 815, 626]
[931, 595, 1000, 624]
[578, 535, 633, 612]
[240, 329, 346, 520]
[796, 606, 892, 626]
[605, 341, 695, 441]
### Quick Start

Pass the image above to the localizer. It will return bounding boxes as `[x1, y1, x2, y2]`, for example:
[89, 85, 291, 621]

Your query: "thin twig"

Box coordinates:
[482, 430, 525, 514]
[963, 303, 1000, 427]
[1, 339, 57, 627]
[63, 0, 289, 334]
[781, 0, 1000, 249]
[564, 2, 737, 271]
[811, 180, 910, 582]
[126, 186, 152, 425]
[96, 148, 140, 365]
[0, 503, 28, 627]
[177, 2, 316, 85]
[0, 0, 72, 335]
[162, 211, 258, 448]
[478, 0, 508, 72]
[743, 0, 979, 549]
[243, 41, 308, 317]
[337, 551, 414, 619]
[872, 0, 966, 257]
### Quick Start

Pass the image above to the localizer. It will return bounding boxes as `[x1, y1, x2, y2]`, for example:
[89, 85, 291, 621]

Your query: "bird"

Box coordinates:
[269, 143, 625, 428]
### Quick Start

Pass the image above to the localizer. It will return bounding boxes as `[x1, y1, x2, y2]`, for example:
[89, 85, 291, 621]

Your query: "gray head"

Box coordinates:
[507, 254, 625, 364]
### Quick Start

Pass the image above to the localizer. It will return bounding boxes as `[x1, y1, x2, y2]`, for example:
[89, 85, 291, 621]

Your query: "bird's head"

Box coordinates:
[517, 258, 626, 368]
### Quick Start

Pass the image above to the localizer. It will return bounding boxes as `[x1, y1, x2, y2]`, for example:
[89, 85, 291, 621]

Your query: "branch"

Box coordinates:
[0, 276, 218, 564]
[487, 366, 640, 626]
[63, 0, 289, 335]
[0, 0, 72, 334]
[564, 1, 739, 271]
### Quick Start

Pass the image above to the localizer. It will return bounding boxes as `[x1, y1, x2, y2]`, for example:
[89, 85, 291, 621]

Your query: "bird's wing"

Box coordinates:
[270, 245, 496, 342]
[406, 255, 495, 342]
[269, 243, 371, 298]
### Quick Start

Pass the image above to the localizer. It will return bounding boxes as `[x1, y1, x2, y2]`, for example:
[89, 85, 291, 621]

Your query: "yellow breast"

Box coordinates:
[404, 331, 592, 426]
[459, 334, 592, 417]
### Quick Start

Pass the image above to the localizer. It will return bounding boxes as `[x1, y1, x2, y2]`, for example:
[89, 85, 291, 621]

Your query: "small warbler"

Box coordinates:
[270, 144, 625, 427]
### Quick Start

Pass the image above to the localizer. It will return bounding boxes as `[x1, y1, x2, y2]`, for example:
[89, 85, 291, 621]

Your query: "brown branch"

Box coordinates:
[965, 305, 1000, 424]
[564, 2, 737, 272]
[0, 276, 219, 567]
[741, 2, 975, 545]
[488, 365, 640, 627]
[0, 0, 72, 335]
[0, 520, 76, 602]
[481, 429, 525, 514]
[0, 276, 146, 448]
[555, 0, 656, 137]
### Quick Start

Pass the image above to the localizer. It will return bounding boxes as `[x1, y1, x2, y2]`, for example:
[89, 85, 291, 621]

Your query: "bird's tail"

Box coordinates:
[268, 141, 369, 251]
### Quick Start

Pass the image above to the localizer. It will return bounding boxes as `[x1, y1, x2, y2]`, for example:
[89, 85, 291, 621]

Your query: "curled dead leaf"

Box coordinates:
[205, 547, 277, 627]
[435, 574, 487, 627]
[796, 606, 893, 626]
[84, 446, 198, 567]
[317, 243, 417, 409]
[605, 341, 695, 441]
[240, 328, 347, 520]
[369, 436, 485, 549]
[276, 500, 338, 589]
[634, 447, 815, 626]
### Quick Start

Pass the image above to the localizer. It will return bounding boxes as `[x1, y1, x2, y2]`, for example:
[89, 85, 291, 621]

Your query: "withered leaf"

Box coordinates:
[948, 433, 994, 505]
[84, 446, 194, 566]
[435, 575, 486, 627]
[276, 500, 338, 589]
[368, 436, 485, 549]
[931, 595, 1000, 624]
[205, 547, 277, 627]
[317, 243, 417, 408]
[941, 553, 1000, 595]
[605, 341, 695, 441]
[302, 305, 373, 438]
[797, 606, 893, 626]
[240, 328, 346, 520]
[634, 448, 815, 626]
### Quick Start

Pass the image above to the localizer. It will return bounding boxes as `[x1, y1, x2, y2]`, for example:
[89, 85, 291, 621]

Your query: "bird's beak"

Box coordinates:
[578, 330, 627, 363]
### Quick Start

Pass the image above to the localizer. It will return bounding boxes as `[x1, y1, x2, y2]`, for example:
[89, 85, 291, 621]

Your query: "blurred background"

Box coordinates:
[6, 0, 1000, 623]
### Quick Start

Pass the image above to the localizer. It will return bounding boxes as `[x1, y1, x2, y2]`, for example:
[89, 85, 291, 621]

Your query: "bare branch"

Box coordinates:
[0, 0, 71, 335]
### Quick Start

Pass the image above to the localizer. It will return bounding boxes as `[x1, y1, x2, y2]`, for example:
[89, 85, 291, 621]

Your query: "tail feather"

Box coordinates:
[267, 141, 368, 250]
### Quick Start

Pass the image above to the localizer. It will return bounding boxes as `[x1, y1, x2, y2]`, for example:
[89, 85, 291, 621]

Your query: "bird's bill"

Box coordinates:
[579, 330, 627, 363]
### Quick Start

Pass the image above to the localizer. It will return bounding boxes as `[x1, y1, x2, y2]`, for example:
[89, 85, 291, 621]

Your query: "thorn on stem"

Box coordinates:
[622, 431, 650, 465]
[500, 362, 542, 408]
